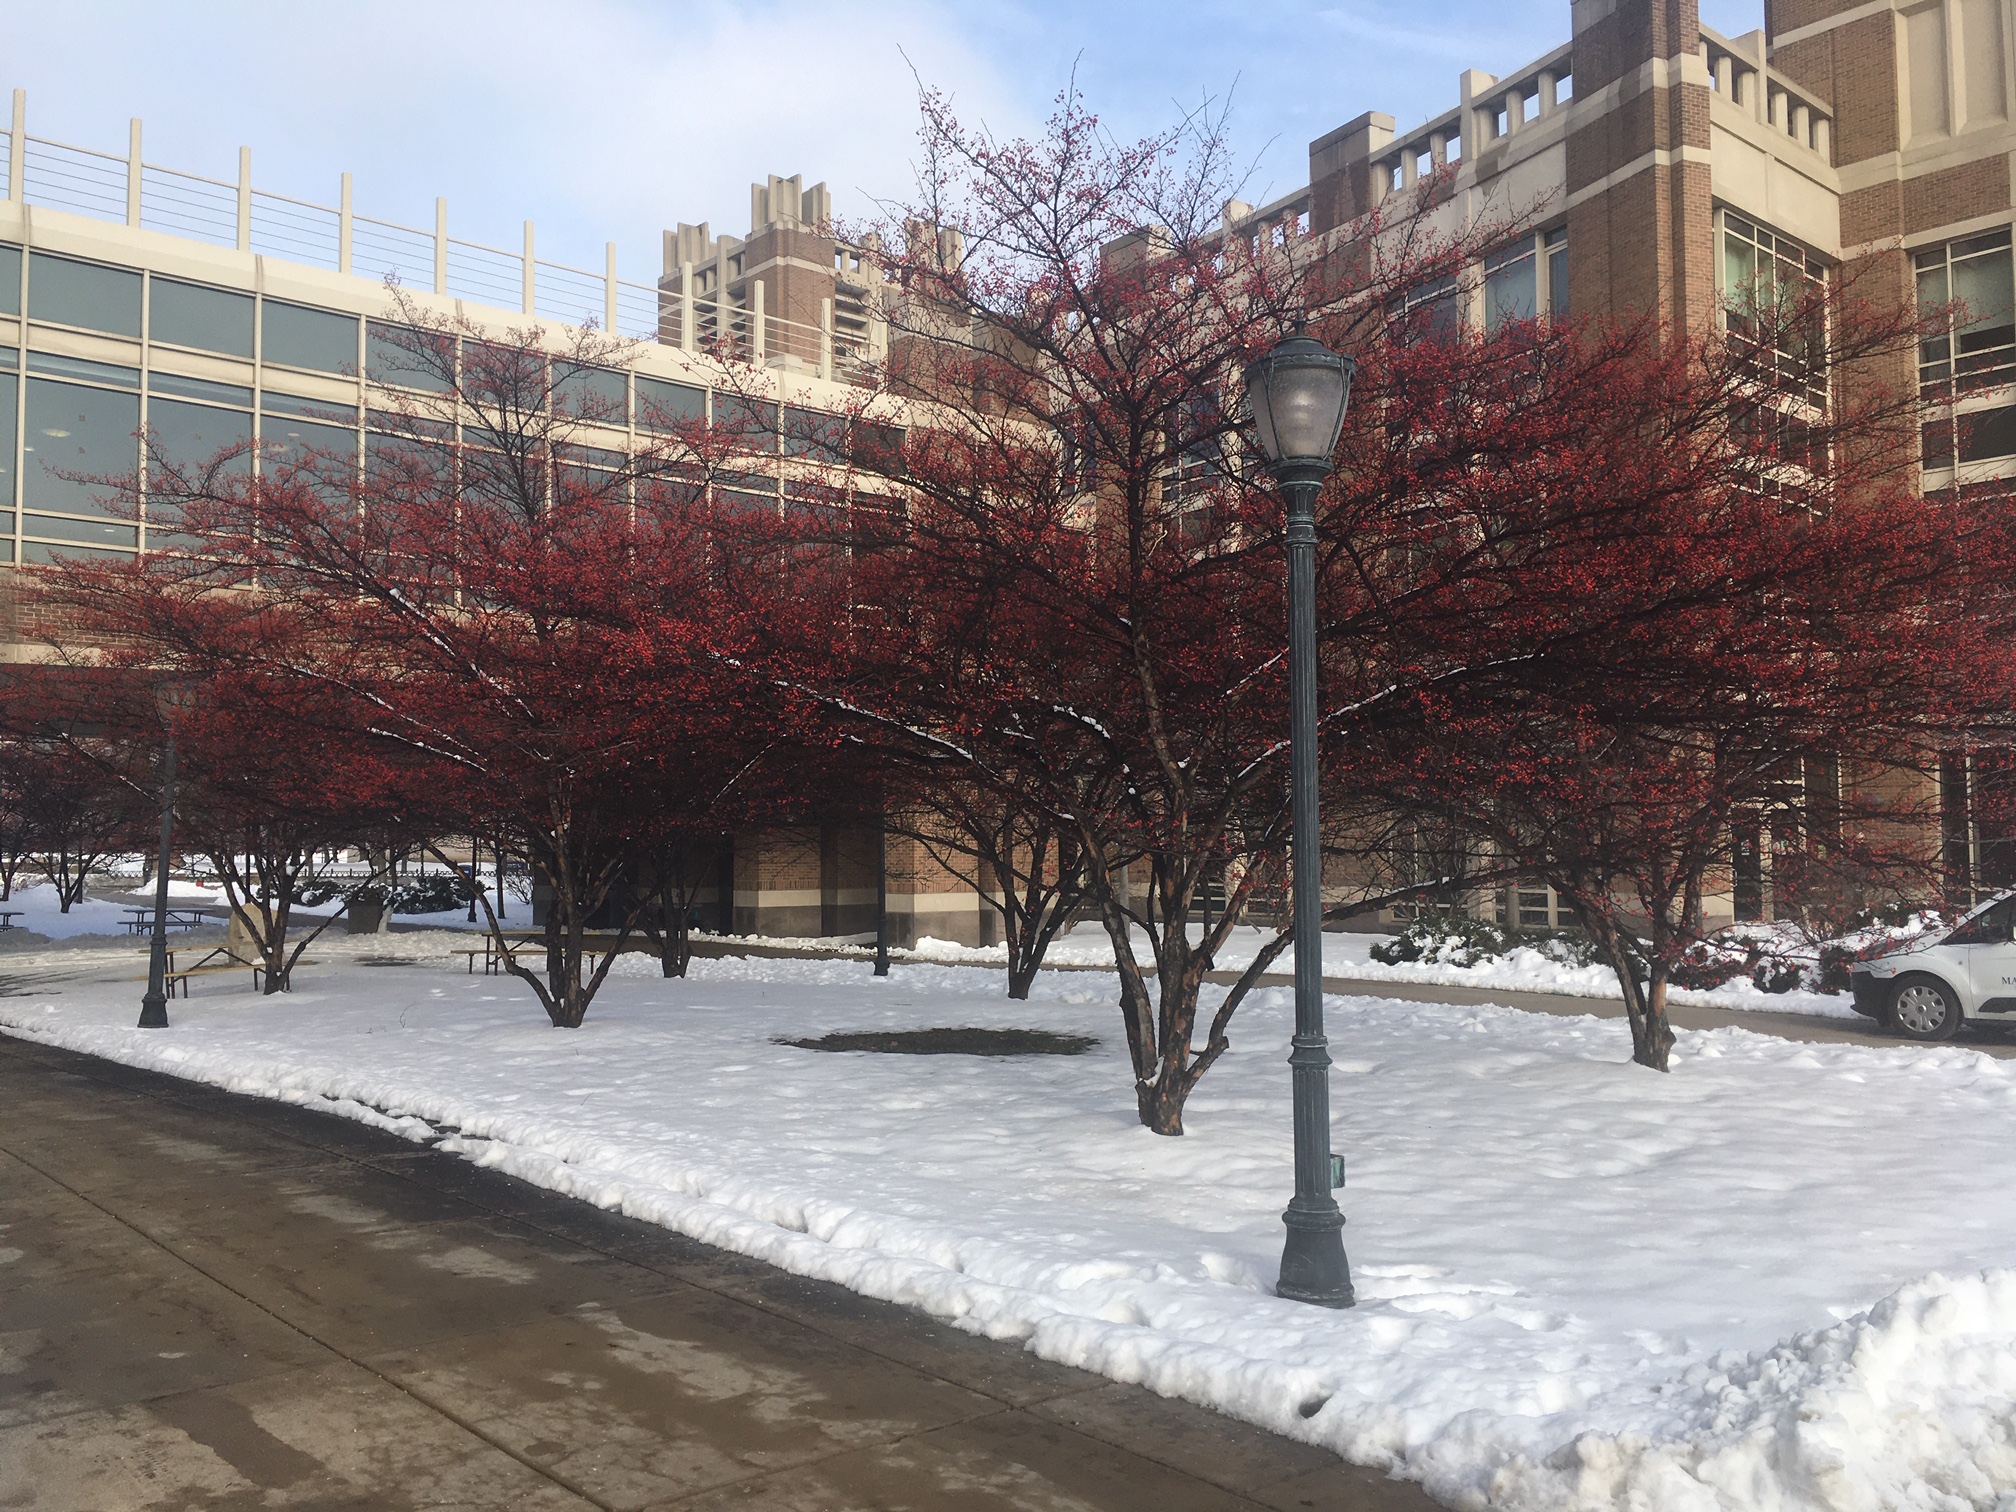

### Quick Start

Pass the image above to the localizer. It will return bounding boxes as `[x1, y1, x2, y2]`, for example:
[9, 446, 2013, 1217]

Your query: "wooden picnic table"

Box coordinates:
[0, 910, 20, 930]
[123, 907, 209, 935]
[460, 936, 619, 977]
[148, 944, 267, 996]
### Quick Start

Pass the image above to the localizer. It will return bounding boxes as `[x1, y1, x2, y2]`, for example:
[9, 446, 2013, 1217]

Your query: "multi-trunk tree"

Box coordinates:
[777, 91, 1521, 1133]
[1329, 273, 2016, 1068]
[43, 302, 809, 1025]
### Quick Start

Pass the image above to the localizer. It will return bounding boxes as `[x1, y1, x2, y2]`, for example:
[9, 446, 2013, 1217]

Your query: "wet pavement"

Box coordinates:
[0, 1032, 1430, 1512]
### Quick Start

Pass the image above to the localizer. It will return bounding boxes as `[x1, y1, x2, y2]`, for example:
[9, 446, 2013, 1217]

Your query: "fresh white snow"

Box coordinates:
[3, 935, 2011, 1511]
[0, 879, 223, 940]
[738, 922, 1863, 1020]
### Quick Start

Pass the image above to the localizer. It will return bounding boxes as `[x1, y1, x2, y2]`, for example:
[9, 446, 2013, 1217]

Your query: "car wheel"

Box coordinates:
[1890, 975, 1963, 1042]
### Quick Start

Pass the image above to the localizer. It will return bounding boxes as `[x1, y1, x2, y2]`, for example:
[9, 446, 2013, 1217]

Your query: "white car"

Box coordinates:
[1849, 892, 2016, 1040]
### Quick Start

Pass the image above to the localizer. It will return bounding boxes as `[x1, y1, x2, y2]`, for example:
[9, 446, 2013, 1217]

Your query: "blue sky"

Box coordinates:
[2, 0, 1767, 282]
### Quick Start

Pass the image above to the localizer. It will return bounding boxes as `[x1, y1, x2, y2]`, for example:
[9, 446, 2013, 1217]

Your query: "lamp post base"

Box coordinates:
[1277, 1202, 1354, 1308]
[137, 992, 169, 1029]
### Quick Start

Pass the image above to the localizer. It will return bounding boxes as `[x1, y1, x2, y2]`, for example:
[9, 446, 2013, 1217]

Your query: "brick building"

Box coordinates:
[1249, 0, 2012, 927]
[3, 0, 2009, 941]
[0, 95, 995, 946]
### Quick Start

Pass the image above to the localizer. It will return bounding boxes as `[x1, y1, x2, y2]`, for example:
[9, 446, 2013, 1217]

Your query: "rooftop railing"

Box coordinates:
[1, 89, 870, 383]
[1700, 26, 1834, 163]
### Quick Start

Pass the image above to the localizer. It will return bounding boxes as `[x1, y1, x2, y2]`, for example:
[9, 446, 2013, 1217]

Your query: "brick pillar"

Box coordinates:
[1564, 0, 1716, 340]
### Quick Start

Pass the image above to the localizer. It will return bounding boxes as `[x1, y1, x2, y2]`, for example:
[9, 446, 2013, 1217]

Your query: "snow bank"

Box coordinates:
[809, 924, 1861, 1020]
[1486, 1271, 2016, 1512]
[0, 880, 196, 940]
[4, 951, 2012, 1511]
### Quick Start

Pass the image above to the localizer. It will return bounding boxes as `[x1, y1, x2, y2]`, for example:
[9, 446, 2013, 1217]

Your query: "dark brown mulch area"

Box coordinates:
[779, 1027, 1099, 1057]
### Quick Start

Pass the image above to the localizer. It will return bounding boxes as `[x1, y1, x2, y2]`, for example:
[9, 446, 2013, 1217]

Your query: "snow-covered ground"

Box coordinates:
[0, 878, 229, 941]
[715, 921, 1863, 1019]
[3, 937, 2013, 1511]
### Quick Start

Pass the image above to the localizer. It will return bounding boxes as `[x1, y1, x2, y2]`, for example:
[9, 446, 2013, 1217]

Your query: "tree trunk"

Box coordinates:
[658, 888, 691, 978]
[1006, 951, 1039, 1000]
[1135, 1073, 1188, 1136]
[1586, 909, 1673, 1071]
[1635, 962, 1675, 1070]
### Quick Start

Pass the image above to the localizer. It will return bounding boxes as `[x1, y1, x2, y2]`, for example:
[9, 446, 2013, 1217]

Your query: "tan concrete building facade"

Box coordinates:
[1270, 0, 2015, 924]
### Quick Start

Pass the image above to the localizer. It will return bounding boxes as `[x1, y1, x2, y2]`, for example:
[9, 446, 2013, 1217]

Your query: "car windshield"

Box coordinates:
[1946, 894, 2016, 945]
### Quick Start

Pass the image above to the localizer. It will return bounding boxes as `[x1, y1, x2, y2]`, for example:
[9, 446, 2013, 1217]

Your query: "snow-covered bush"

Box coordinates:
[1371, 915, 1605, 970]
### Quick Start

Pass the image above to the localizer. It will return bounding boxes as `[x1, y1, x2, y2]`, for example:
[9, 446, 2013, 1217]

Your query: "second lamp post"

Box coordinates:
[1243, 323, 1356, 1309]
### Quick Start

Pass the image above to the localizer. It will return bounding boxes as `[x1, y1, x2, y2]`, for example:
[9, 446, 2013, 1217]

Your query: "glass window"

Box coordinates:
[150, 371, 252, 407]
[1720, 214, 1827, 408]
[262, 301, 358, 374]
[264, 415, 358, 469]
[1485, 239, 1538, 332]
[1546, 228, 1568, 319]
[27, 254, 141, 336]
[1959, 404, 2016, 463]
[23, 379, 139, 515]
[27, 352, 138, 388]
[263, 390, 356, 422]
[367, 322, 453, 392]
[1396, 274, 1460, 344]
[556, 364, 628, 422]
[1952, 237, 2015, 355]
[1923, 415, 1956, 470]
[148, 398, 251, 486]
[635, 375, 705, 431]
[149, 278, 254, 357]
[1723, 222, 1757, 300]
[0, 373, 15, 506]
[783, 405, 847, 460]
[23, 541, 130, 562]
[1916, 228, 2015, 399]
[0, 245, 18, 317]
[849, 421, 906, 475]
[24, 514, 138, 548]
[715, 396, 779, 449]
[1917, 250, 1953, 395]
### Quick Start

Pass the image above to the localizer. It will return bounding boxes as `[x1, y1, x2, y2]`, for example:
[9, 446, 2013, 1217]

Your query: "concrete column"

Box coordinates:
[7, 90, 21, 203]
[338, 172, 353, 275]
[1429, 131, 1447, 166]
[752, 279, 766, 363]
[433, 197, 447, 296]
[1401, 149, 1418, 188]
[236, 146, 251, 252]
[680, 261, 695, 353]
[604, 242, 617, 332]
[1539, 72, 1558, 114]
[1812, 115, 1831, 162]
[1790, 102, 1809, 146]
[1459, 68, 1497, 154]
[522, 220, 535, 315]
[819, 296, 833, 381]
[1713, 54, 1733, 97]
[126, 119, 141, 227]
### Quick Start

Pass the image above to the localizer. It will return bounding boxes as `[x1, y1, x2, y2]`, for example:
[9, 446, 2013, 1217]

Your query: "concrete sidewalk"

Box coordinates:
[0, 1034, 1429, 1512]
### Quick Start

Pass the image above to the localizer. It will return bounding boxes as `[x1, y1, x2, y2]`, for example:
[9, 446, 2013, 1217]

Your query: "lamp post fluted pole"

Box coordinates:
[137, 733, 177, 1029]
[1276, 465, 1352, 1307]
[1244, 325, 1355, 1309]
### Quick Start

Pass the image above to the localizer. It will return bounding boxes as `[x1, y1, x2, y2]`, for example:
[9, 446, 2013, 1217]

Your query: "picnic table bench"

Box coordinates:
[144, 945, 295, 995]
[459, 936, 618, 977]
[123, 907, 209, 935]
[0, 910, 20, 930]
